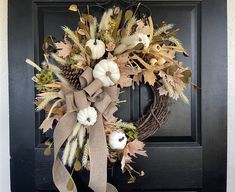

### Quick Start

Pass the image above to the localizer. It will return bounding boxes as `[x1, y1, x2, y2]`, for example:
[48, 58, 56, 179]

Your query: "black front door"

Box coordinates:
[9, 0, 227, 191]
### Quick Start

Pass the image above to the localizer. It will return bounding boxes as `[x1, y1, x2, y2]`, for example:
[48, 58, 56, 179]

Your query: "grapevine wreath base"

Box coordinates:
[135, 84, 170, 141]
[26, 3, 192, 192]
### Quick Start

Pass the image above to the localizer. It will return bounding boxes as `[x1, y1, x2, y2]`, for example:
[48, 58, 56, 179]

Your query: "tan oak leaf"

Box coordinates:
[143, 69, 156, 86]
[121, 139, 147, 171]
[39, 115, 59, 133]
[55, 41, 72, 58]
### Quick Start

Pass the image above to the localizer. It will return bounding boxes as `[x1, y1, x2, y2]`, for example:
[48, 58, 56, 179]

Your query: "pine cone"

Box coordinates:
[61, 65, 83, 90]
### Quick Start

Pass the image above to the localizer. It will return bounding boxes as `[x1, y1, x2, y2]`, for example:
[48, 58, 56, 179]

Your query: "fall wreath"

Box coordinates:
[26, 3, 192, 192]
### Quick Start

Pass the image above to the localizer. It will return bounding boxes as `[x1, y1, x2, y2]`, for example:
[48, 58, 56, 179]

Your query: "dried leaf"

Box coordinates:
[128, 176, 136, 184]
[158, 86, 168, 96]
[55, 41, 71, 58]
[136, 20, 151, 35]
[121, 139, 147, 170]
[74, 160, 81, 171]
[68, 4, 78, 12]
[43, 83, 61, 88]
[44, 146, 51, 156]
[39, 116, 58, 133]
[118, 74, 132, 88]
[66, 178, 74, 191]
[124, 10, 133, 22]
[180, 69, 192, 84]
[77, 29, 86, 36]
[143, 69, 156, 86]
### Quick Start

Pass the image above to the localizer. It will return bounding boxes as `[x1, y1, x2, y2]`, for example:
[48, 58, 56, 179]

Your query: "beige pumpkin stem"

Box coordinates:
[105, 71, 117, 84]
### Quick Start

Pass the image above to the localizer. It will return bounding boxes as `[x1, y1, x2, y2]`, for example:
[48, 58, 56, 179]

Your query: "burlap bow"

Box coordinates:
[52, 67, 119, 192]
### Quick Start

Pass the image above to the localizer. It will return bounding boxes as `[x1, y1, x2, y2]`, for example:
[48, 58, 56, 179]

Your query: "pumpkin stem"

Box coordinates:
[105, 71, 117, 84]
[94, 38, 97, 45]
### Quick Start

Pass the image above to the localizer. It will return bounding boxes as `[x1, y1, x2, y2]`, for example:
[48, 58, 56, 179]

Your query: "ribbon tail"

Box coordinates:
[52, 112, 77, 192]
[88, 113, 108, 192]
[88, 113, 118, 192]
[107, 183, 118, 192]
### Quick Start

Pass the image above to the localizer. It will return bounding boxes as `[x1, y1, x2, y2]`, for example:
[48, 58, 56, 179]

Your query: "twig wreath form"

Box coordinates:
[26, 2, 192, 192]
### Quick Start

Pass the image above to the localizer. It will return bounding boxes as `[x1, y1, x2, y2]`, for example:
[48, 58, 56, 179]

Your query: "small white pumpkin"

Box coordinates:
[85, 39, 105, 60]
[93, 59, 120, 87]
[77, 106, 97, 126]
[109, 131, 127, 150]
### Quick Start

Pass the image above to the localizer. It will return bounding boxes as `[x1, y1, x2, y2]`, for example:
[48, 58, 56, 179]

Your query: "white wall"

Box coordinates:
[227, 0, 235, 191]
[0, 0, 234, 192]
[0, 0, 10, 191]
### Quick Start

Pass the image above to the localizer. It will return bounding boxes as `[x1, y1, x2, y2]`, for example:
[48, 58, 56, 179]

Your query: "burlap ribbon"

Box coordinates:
[52, 67, 119, 192]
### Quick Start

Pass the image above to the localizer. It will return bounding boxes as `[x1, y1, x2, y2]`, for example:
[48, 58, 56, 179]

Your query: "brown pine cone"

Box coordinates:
[61, 65, 83, 90]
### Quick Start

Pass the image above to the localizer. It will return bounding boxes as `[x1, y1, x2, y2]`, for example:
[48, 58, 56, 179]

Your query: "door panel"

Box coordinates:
[9, 0, 227, 191]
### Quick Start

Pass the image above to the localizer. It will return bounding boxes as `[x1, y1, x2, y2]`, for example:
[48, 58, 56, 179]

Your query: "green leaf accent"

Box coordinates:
[128, 176, 136, 184]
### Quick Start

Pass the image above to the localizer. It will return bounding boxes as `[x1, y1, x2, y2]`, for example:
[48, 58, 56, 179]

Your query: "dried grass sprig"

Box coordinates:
[47, 63, 62, 73]
[168, 36, 183, 48]
[55, 73, 69, 85]
[154, 24, 174, 37]
[51, 53, 67, 65]
[25, 59, 42, 71]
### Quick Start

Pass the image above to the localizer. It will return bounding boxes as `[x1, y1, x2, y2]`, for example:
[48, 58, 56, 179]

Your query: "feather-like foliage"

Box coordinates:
[55, 73, 69, 85]
[90, 17, 97, 39]
[47, 63, 62, 73]
[62, 140, 71, 165]
[78, 126, 85, 148]
[68, 139, 78, 167]
[99, 8, 113, 31]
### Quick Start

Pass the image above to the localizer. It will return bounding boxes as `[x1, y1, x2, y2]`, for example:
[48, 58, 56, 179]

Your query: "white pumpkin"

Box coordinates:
[93, 59, 120, 87]
[77, 106, 97, 126]
[85, 39, 105, 60]
[109, 131, 127, 150]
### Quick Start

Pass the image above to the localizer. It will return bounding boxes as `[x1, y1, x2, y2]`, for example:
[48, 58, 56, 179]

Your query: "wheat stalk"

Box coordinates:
[36, 95, 58, 111]
[82, 141, 89, 167]
[168, 36, 183, 47]
[154, 24, 174, 37]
